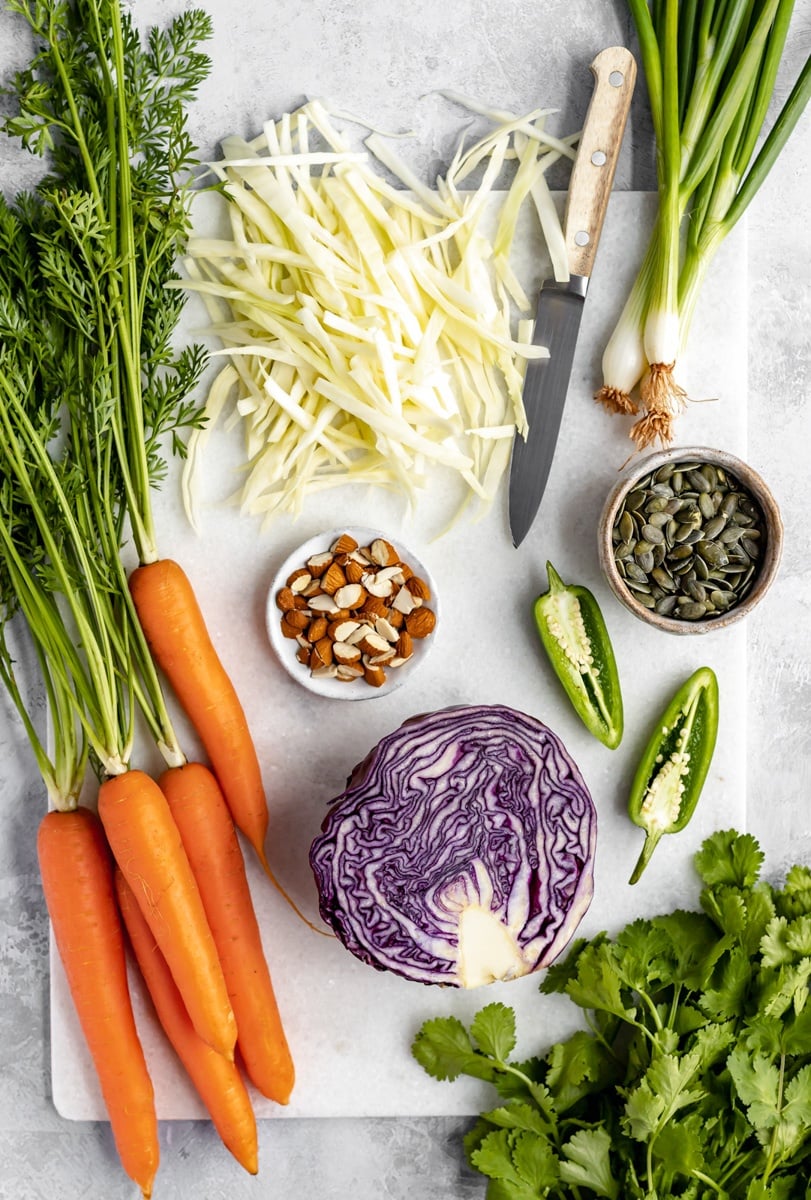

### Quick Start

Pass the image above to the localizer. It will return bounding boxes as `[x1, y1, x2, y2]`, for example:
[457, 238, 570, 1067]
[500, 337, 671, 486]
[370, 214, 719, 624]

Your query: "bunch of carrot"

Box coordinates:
[0, 1, 301, 1194]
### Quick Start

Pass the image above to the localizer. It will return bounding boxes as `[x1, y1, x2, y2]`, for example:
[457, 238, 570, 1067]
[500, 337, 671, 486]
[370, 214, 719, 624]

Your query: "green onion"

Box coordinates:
[596, 0, 810, 447]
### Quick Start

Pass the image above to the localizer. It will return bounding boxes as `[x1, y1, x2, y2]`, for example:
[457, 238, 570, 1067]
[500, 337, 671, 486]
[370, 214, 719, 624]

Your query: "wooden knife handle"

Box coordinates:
[563, 45, 636, 279]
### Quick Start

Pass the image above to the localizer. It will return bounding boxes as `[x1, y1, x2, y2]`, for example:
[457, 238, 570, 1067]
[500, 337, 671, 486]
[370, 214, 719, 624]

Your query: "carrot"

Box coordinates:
[97, 768, 237, 1060]
[115, 868, 259, 1174]
[128, 558, 269, 866]
[159, 762, 295, 1104]
[37, 807, 159, 1199]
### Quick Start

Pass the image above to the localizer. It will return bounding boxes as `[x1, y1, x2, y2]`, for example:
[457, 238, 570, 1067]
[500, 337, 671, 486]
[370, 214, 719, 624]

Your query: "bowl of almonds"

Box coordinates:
[267, 528, 439, 698]
[598, 446, 783, 634]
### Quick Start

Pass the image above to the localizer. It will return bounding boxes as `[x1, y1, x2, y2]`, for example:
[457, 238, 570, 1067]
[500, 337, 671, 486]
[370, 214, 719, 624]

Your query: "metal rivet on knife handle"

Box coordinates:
[563, 46, 637, 280]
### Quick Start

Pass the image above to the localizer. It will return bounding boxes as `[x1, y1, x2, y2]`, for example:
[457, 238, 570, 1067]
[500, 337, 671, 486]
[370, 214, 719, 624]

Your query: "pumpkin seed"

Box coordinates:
[699, 493, 716, 520]
[679, 601, 708, 620]
[702, 515, 727, 540]
[611, 457, 768, 624]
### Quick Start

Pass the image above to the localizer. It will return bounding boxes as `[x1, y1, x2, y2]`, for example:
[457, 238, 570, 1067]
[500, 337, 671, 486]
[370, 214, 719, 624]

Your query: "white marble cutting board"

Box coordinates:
[50, 192, 751, 1119]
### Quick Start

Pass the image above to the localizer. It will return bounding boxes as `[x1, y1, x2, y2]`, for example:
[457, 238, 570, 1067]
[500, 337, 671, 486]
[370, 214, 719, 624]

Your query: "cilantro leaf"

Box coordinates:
[651, 908, 721, 990]
[469, 1129, 558, 1198]
[695, 829, 764, 888]
[471, 1003, 516, 1062]
[540, 935, 599, 994]
[777, 865, 811, 919]
[559, 1128, 619, 1199]
[512, 1130, 560, 1192]
[480, 1100, 554, 1137]
[612, 918, 673, 991]
[700, 945, 752, 1020]
[623, 1050, 704, 1141]
[564, 941, 637, 1023]
[776, 1064, 811, 1157]
[781, 1002, 811, 1056]
[727, 1046, 782, 1131]
[411, 1015, 496, 1082]
[648, 1119, 705, 1177]
[761, 916, 795, 967]
[545, 1029, 618, 1112]
[759, 958, 811, 1020]
[787, 915, 811, 958]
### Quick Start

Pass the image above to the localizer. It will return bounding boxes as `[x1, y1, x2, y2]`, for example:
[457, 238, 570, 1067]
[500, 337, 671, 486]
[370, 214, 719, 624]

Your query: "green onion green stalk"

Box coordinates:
[596, 0, 811, 449]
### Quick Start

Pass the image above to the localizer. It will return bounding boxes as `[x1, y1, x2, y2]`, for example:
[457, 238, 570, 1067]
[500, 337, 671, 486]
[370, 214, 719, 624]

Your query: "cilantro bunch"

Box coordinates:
[413, 831, 811, 1199]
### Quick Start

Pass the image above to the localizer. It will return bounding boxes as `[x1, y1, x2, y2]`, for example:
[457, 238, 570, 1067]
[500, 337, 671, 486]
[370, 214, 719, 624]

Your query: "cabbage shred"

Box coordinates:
[180, 100, 579, 528]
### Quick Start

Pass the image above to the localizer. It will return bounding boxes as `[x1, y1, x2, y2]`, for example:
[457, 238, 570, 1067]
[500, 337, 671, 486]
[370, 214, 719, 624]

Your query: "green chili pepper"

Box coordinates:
[628, 665, 719, 885]
[532, 562, 624, 749]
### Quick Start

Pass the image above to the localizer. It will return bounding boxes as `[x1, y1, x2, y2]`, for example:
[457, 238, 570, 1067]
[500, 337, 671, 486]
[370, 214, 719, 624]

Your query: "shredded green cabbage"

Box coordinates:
[180, 99, 579, 528]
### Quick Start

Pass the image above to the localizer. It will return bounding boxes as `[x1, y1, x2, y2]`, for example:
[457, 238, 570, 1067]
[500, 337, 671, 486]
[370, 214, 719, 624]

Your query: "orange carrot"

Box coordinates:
[159, 762, 295, 1104]
[115, 868, 259, 1174]
[128, 558, 268, 865]
[97, 769, 237, 1060]
[37, 807, 159, 1199]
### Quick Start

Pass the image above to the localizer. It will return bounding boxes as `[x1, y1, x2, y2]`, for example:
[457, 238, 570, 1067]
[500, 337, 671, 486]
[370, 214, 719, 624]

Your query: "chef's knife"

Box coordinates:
[509, 46, 636, 548]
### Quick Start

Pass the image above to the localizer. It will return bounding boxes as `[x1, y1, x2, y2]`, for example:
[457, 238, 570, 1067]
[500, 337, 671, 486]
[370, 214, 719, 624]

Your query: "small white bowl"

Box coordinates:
[598, 446, 783, 634]
[266, 527, 439, 700]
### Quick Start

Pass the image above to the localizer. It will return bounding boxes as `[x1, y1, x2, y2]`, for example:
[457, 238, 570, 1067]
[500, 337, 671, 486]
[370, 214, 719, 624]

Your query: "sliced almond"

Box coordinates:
[378, 565, 406, 588]
[309, 593, 342, 614]
[363, 664, 387, 688]
[396, 630, 413, 659]
[275, 586, 297, 612]
[345, 559, 365, 584]
[375, 616, 399, 642]
[363, 571, 394, 598]
[359, 630, 393, 658]
[328, 618, 361, 642]
[336, 663, 364, 681]
[361, 595, 389, 618]
[369, 538, 399, 566]
[405, 606, 436, 638]
[333, 642, 362, 665]
[344, 623, 371, 646]
[296, 645, 311, 665]
[334, 583, 366, 610]
[283, 608, 310, 631]
[391, 585, 418, 614]
[287, 569, 312, 593]
[406, 575, 431, 601]
[388, 607, 404, 629]
[321, 561, 347, 594]
[307, 551, 334, 577]
[311, 664, 339, 680]
[310, 637, 334, 668]
[331, 533, 359, 555]
[280, 614, 304, 639]
[308, 616, 329, 643]
[302, 577, 325, 597]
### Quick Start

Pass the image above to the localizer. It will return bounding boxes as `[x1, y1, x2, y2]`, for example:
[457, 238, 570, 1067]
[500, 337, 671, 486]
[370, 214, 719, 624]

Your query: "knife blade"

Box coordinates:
[509, 45, 636, 548]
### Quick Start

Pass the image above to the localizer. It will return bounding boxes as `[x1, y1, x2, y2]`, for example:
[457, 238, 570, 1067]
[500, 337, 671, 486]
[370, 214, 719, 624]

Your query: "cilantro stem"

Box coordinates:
[763, 1052, 788, 1181]
[692, 1169, 726, 1193]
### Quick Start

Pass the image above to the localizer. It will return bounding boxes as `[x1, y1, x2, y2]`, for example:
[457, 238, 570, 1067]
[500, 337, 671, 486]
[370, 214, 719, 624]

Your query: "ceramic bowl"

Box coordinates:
[598, 446, 783, 634]
[266, 527, 439, 699]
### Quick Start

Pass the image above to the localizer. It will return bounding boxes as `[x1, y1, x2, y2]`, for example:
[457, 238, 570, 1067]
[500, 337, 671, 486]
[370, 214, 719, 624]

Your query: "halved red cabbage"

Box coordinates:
[309, 704, 597, 987]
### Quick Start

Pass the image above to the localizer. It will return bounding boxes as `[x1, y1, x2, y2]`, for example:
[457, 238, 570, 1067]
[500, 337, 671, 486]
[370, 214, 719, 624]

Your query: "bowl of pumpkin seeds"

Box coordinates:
[598, 447, 783, 633]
